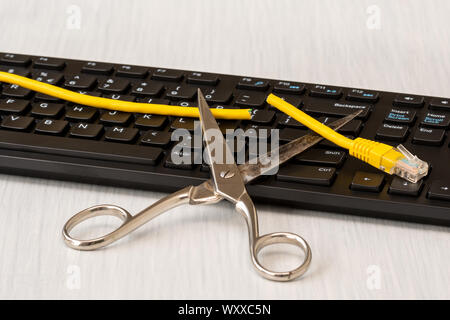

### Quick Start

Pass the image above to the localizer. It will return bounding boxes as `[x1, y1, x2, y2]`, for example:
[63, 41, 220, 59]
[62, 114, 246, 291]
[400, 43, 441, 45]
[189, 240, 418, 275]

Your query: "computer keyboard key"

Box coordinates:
[420, 112, 450, 128]
[244, 124, 273, 140]
[346, 89, 379, 103]
[35, 119, 68, 135]
[172, 131, 202, 150]
[429, 98, 450, 111]
[116, 65, 148, 78]
[389, 177, 423, 197]
[165, 147, 198, 170]
[2, 84, 31, 98]
[309, 85, 342, 99]
[33, 57, 65, 70]
[376, 123, 409, 141]
[0, 65, 30, 77]
[65, 106, 98, 122]
[304, 99, 371, 119]
[274, 95, 302, 108]
[131, 81, 163, 97]
[1, 115, 34, 130]
[316, 116, 335, 125]
[0, 53, 31, 66]
[171, 117, 197, 132]
[218, 120, 239, 134]
[69, 123, 103, 139]
[64, 74, 97, 90]
[211, 104, 240, 111]
[276, 114, 304, 128]
[384, 108, 416, 125]
[76, 91, 102, 97]
[151, 68, 183, 82]
[350, 171, 385, 192]
[135, 114, 167, 129]
[277, 165, 336, 186]
[427, 181, 450, 201]
[279, 128, 307, 143]
[186, 72, 219, 85]
[105, 127, 139, 143]
[203, 88, 232, 104]
[250, 109, 275, 124]
[393, 94, 424, 108]
[237, 77, 269, 91]
[141, 130, 171, 147]
[175, 101, 197, 108]
[235, 92, 266, 108]
[318, 117, 363, 136]
[32, 70, 63, 85]
[31, 102, 63, 118]
[166, 85, 197, 100]
[98, 78, 130, 93]
[138, 97, 170, 105]
[340, 120, 364, 136]
[102, 94, 136, 102]
[273, 81, 305, 95]
[296, 149, 346, 167]
[412, 127, 445, 146]
[34, 93, 62, 102]
[0, 99, 30, 114]
[81, 61, 113, 75]
[319, 135, 354, 149]
[100, 111, 132, 125]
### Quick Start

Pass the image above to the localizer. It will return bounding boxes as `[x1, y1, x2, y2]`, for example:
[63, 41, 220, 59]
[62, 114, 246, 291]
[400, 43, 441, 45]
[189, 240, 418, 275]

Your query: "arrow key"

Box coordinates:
[393, 94, 424, 108]
[351, 171, 385, 192]
[140, 130, 171, 147]
[388, 177, 423, 196]
[427, 181, 450, 201]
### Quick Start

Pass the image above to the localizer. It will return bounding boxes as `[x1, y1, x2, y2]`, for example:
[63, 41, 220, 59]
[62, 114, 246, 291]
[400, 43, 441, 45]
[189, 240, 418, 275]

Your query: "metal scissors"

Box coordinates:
[63, 89, 360, 281]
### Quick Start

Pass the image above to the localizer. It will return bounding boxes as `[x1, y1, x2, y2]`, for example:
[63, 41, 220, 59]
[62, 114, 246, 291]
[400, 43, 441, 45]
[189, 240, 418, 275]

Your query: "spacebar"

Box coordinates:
[0, 130, 162, 165]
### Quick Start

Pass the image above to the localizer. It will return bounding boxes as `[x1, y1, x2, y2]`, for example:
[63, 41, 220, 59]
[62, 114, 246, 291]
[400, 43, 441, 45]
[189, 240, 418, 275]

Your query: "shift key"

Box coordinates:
[295, 149, 346, 167]
[304, 98, 371, 119]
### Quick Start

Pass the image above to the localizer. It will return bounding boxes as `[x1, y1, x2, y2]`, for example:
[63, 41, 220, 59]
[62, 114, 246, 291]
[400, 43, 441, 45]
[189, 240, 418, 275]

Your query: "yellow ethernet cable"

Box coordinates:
[0, 71, 252, 120]
[267, 93, 429, 183]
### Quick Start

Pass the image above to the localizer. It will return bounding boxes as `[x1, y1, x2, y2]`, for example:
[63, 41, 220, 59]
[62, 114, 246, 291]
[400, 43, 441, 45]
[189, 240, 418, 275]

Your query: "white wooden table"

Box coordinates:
[0, 0, 449, 299]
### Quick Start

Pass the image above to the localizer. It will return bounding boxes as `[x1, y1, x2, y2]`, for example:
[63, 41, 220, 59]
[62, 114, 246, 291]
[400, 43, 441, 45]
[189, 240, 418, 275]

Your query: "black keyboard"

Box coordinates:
[0, 52, 449, 226]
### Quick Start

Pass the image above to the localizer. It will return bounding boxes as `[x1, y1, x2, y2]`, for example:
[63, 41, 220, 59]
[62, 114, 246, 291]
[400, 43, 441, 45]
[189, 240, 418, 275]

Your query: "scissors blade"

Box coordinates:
[197, 89, 248, 201]
[189, 109, 362, 204]
[238, 110, 362, 183]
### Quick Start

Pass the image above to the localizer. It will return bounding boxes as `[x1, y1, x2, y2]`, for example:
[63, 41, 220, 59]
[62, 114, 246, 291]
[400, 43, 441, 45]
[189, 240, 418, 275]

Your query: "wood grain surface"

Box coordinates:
[0, 0, 449, 299]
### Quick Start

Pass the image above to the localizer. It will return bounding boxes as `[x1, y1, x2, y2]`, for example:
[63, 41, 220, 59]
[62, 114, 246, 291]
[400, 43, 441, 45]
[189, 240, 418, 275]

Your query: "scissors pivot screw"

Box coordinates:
[220, 170, 235, 179]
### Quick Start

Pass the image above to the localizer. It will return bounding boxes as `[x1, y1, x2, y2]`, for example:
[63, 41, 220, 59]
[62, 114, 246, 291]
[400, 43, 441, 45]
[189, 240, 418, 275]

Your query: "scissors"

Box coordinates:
[63, 89, 360, 281]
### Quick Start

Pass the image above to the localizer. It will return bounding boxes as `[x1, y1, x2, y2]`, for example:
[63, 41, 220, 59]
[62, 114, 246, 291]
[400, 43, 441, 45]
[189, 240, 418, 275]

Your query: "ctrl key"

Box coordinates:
[427, 181, 450, 201]
[277, 165, 336, 186]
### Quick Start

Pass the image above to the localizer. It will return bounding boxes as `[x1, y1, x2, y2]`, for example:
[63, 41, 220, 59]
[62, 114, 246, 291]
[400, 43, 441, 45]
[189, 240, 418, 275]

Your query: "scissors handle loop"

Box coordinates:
[253, 232, 312, 281]
[235, 193, 312, 281]
[62, 186, 193, 250]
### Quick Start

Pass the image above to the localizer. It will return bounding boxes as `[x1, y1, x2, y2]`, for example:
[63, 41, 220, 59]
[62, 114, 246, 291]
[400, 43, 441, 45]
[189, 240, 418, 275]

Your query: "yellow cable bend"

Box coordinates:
[0, 71, 251, 120]
[267, 93, 354, 150]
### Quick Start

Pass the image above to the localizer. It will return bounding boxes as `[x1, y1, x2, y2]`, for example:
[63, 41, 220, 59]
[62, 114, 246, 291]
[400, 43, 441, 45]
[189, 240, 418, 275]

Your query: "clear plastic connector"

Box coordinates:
[392, 145, 429, 183]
